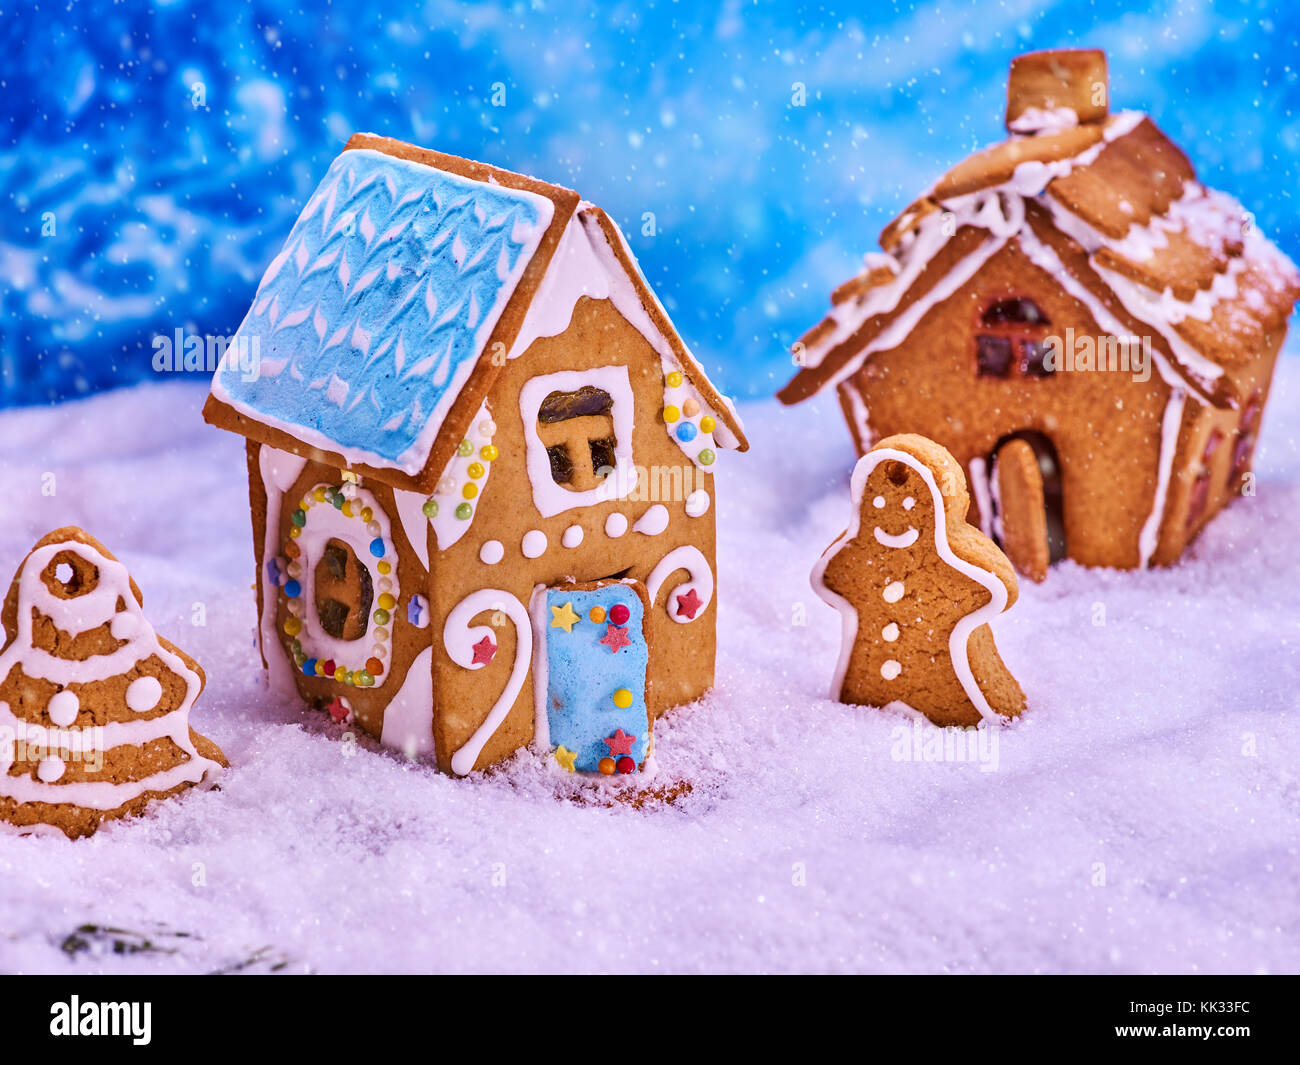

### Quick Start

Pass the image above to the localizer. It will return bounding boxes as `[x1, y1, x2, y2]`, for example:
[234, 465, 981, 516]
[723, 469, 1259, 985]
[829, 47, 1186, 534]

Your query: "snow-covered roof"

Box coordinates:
[210, 147, 553, 475]
[781, 103, 1300, 410]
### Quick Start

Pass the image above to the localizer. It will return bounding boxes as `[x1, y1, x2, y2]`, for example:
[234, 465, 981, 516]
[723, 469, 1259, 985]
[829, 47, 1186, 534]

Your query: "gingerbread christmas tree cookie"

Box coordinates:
[812, 435, 1026, 727]
[0, 528, 227, 838]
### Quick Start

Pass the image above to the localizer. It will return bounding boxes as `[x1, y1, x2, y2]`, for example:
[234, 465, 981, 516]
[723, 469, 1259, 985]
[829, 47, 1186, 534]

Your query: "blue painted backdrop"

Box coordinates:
[3, 0, 1298, 405]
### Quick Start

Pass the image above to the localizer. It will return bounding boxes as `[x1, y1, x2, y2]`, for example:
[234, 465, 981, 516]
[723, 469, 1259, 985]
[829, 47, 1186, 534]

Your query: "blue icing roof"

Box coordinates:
[214, 147, 553, 473]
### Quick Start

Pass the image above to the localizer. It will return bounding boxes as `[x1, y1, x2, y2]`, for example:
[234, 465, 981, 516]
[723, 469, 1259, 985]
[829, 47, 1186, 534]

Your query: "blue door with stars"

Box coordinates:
[543, 580, 650, 774]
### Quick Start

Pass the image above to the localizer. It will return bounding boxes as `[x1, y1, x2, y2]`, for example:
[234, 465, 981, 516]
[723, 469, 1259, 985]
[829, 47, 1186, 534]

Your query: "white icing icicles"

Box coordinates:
[0, 532, 226, 834]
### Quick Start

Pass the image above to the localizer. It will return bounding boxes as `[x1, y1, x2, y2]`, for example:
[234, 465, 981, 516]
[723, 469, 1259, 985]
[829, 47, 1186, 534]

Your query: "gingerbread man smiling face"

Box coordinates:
[813, 434, 1026, 727]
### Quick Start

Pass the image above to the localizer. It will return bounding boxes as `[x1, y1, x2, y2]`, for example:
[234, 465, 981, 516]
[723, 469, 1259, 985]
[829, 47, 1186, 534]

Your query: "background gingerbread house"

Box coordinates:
[780, 49, 1300, 576]
[204, 134, 747, 775]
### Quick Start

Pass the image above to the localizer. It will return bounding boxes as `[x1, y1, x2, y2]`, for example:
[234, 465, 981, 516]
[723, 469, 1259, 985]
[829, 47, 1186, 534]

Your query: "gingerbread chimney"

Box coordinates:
[1005, 49, 1108, 133]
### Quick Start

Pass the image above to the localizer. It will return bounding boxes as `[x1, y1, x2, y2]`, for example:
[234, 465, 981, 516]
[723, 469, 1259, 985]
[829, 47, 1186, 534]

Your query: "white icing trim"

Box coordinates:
[0, 539, 224, 812]
[378, 646, 435, 758]
[444, 589, 532, 775]
[519, 366, 639, 518]
[257, 446, 307, 695]
[1139, 389, 1187, 567]
[684, 490, 710, 518]
[646, 546, 714, 625]
[812, 447, 1013, 722]
[528, 585, 551, 753]
[633, 505, 669, 536]
[968, 457, 995, 540]
[393, 488, 431, 569]
[874, 527, 919, 549]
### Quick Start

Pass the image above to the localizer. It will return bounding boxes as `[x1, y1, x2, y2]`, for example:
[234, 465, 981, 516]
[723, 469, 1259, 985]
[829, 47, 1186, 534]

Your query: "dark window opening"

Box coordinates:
[976, 296, 1054, 380]
[314, 538, 373, 642]
[536, 387, 619, 492]
[982, 298, 1048, 326]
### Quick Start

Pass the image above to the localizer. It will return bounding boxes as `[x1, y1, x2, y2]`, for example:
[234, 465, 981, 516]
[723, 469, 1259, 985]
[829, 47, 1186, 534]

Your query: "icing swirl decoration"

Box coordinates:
[278, 477, 400, 689]
[646, 546, 714, 624]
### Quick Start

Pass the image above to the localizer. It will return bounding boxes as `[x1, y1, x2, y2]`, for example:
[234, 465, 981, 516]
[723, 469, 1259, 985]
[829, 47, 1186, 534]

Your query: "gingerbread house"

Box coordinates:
[203, 134, 747, 775]
[780, 49, 1300, 576]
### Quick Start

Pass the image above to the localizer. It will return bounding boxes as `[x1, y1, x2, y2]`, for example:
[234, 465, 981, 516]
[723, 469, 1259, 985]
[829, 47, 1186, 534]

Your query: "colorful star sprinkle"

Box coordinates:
[471, 635, 497, 666]
[550, 601, 581, 633]
[554, 746, 578, 772]
[604, 729, 637, 758]
[600, 624, 632, 653]
[675, 588, 703, 620]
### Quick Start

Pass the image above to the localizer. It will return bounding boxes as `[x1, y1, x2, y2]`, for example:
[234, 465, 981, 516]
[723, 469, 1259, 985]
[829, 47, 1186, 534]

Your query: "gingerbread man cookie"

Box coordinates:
[812, 434, 1026, 726]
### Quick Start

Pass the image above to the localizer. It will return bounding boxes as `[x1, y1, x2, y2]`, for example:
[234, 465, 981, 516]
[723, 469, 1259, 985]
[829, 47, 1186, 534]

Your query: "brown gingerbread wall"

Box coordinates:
[426, 295, 718, 774]
[844, 240, 1173, 569]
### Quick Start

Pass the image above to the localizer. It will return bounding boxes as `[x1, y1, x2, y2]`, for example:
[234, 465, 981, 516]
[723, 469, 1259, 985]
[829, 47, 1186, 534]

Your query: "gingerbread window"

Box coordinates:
[313, 538, 373, 640]
[975, 297, 1054, 379]
[519, 366, 639, 518]
[537, 386, 619, 492]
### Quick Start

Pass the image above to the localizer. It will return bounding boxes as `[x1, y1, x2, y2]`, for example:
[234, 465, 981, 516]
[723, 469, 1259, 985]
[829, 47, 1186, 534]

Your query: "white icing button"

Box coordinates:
[48, 690, 80, 727]
[684, 490, 710, 518]
[521, 530, 547, 559]
[37, 756, 65, 783]
[605, 513, 628, 538]
[872, 496, 886, 509]
[881, 660, 902, 680]
[562, 525, 584, 549]
[126, 675, 164, 714]
[633, 504, 669, 536]
[110, 612, 140, 641]
[479, 540, 504, 565]
[883, 581, 905, 603]
[903, 497, 915, 510]
[882, 623, 900, 642]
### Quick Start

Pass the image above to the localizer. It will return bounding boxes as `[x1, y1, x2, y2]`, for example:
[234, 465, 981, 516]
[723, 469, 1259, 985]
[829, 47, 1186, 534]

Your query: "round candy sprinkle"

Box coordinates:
[378, 593, 396, 611]
[286, 600, 302, 618]
[666, 370, 683, 388]
[616, 756, 635, 774]
[332, 494, 345, 510]
[480, 444, 499, 462]
[284, 579, 301, 599]
[290, 508, 306, 527]
[700, 415, 716, 433]
[682, 398, 700, 417]
[369, 538, 385, 557]
[698, 448, 716, 466]
[422, 499, 439, 519]
[467, 462, 485, 479]
[313, 487, 326, 503]
[357, 671, 374, 687]
[458, 439, 474, 457]
[378, 560, 392, 575]
[462, 483, 478, 500]
[366, 520, 381, 537]
[288, 526, 301, 539]
[342, 501, 355, 517]
[373, 626, 389, 642]
[373, 608, 391, 626]
[366, 656, 384, 676]
[662, 405, 680, 423]
[437, 476, 457, 495]
[283, 617, 302, 637]
[598, 757, 617, 776]
[676, 422, 698, 443]
[285, 541, 300, 558]
[609, 603, 631, 625]
[378, 577, 393, 592]
[334, 666, 348, 683]
[361, 506, 374, 523]
[612, 688, 634, 709]
[589, 606, 606, 624]
[479, 419, 497, 437]
[302, 658, 317, 676]
[455, 502, 473, 520]
[321, 660, 336, 677]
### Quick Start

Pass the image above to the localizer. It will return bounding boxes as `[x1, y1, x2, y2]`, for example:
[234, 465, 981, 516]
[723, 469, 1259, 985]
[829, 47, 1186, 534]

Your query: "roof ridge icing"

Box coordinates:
[781, 110, 1300, 407]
